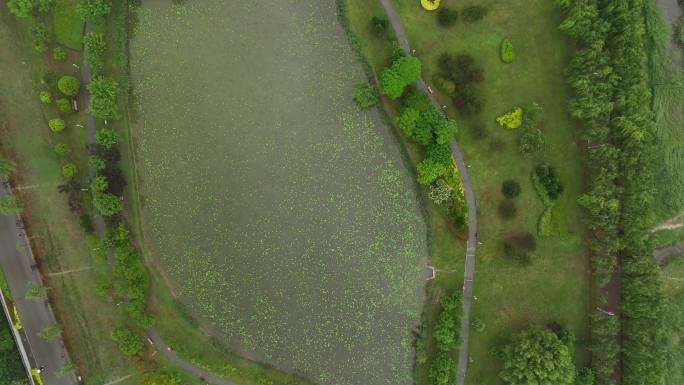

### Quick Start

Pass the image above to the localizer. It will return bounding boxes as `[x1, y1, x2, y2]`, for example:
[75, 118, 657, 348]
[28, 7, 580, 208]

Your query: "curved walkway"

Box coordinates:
[377, 1, 478, 384]
[81, 22, 236, 385]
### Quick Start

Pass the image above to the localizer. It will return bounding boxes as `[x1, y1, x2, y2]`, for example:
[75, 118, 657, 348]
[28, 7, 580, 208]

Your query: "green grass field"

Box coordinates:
[53, 0, 84, 51]
[129, 2, 428, 385]
[346, 1, 591, 384]
[654, 227, 684, 248]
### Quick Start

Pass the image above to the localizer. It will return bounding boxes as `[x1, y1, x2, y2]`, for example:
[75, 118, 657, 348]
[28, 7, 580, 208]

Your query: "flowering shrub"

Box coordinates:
[420, 0, 441, 11]
[496, 106, 523, 129]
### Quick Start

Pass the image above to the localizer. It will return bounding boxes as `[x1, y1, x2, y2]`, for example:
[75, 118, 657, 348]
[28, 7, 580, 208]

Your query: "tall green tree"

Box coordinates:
[6, 0, 34, 18]
[87, 76, 118, 119]
[75, 0, 111, 20]
[499, 327, 575, 385]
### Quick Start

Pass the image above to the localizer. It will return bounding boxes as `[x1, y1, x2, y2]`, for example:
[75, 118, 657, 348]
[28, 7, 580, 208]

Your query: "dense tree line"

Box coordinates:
[429, 291, 463, 385]
[556, 1, 667, 384]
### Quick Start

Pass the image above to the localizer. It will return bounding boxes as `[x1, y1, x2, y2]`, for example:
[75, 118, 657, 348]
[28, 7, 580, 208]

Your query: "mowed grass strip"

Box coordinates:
[53, 0, 84, 51]
[347, 0, 591, 384]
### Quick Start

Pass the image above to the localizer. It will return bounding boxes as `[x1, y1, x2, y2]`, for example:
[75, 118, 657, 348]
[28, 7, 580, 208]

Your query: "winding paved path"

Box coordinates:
[377, 1, 478, 384]
[80, 21, 237, 385]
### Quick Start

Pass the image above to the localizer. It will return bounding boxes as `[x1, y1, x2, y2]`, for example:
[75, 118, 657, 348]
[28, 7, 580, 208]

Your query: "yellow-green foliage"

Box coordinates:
[496, 106, 523, 129]
[500, 38, 515, 63]
[12, 304, 22, 330]
[32, 369, 44, 385]
[421, 0, 441, 11]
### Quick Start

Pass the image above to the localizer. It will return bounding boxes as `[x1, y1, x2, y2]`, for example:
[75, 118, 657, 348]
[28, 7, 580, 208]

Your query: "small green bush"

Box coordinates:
[56, 98, 71, 113]
[39, 90, 52, 104]
[110, 326, 143, 356]
[462, 5, 488, 22]
[472, 316, 485, 332]
[48, 118, 66, 132]
[353, 83, 378, 109]
[57, 75, 80, 96]
[538, 205, 554, 237]
[30, 21, 51, 53]
[437, 7, 458, 27]
[90, 175, 108, 193]
[501, 179, 521, 198]
[95, 128, 119, 149]
[534, 163, 563, 200]
[53, 143, 70, 157]
[496, 106, 523, 129]
[500, 38, 515, 63]
[52, 46, 66, 61]
[93, 191, 122, 216]
[62, 163, 77, 178]
[88, 155, 106, 172]
[519, 128, 545, 157]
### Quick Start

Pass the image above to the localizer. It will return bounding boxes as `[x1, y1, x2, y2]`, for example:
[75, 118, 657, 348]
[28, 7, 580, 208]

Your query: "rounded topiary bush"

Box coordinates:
[62, 163, 77, 178]
[500, 38, 515, 63]
[48, 118, 65, 132]
[57, 75, 80, 96]
[39, 90, 52, 104]
[498, 199, 517, 220]
[501, 179, 521, 198]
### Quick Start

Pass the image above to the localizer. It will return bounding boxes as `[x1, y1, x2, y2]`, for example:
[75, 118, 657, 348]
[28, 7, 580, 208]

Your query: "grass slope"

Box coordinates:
[347, 1, 591, 384]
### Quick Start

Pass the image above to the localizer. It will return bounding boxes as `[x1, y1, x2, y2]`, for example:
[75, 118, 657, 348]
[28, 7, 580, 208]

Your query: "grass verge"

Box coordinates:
[53, 0, 84, 51]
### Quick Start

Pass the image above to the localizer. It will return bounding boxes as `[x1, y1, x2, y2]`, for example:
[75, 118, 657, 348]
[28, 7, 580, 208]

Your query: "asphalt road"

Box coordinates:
[0, 181, 76, 385]
[377, 1, 478, 384]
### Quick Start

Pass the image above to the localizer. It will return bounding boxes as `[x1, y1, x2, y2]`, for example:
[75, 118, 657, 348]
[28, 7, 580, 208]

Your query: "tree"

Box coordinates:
[93, 192, 122, 216]
[36, 0, 54, 12]
[428, 179, 452, 205]
[379, 68, 405, 99]
[25, 282, 48, 299]
[57, 76, 80, 96]
[84, 32, 105, 74]
[39, 90, 52, 104]
[0, 196, 22, 215]
[437, 7, 458, 27]
[352, 83, 378, 109]
[417, 158, 446, 185]
[394, 107, 420, 138]
[95, 128, 118, 149]
[87, 76, 118, 119]
[404, 91, 433, 112]
[62, 163, 77, 178]
[38, 324, 62, 340]
[434, 118, 457, 144]
[369, 16, 388, 35]
[88, 155, 106, 172]
[394, 56, 422, 84]
[534, 164, 563, 200]
[429, 351, 456, 385]
[433, 312, 458, 349]
[56, 98, 71, 113]
[75, 0, 111, 20]
[53, 143, 70, 157]
[6, 0, 34, 18]
[90, 175, 108, 193]
[110, 326, 143, 355]
[0, 156, 16, 177]
[48, 118, 65, 132]
[380, 56, 422, 99]
[501, 179, 521, 198]
[499, 327, 575, 385]
[140, 372, 181, 385]
[30, 21, 50, 53]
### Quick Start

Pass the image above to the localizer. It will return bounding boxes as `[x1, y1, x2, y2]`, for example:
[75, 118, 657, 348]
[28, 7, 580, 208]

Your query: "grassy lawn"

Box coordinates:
[0, 7, 136, 383]
[53, 0, 84, 51]
[346, 1, 591, 384]
[654, 227, 684, 248]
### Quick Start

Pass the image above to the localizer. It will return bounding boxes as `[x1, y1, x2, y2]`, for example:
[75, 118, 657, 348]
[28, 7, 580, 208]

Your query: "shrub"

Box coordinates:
[353, 83, 378, 109]
[498, 200, 517, 220]
[62, 163, 77, 178]
[30, 21, 51, 53]
[437, 7, 458, 27]
[462, 5, 488, 22]
[472, 316, 485, 332]
[575, 367, 595, 385]
[75, 0, 112, 20]
[404, 91, 433, 112]
[538, 206, 553, 237]
[519, 128, 545, 157]
[496, 106, 523, 129]
[52, 46, 66, 61]
[90, 175, 108, 193]
[380, 56, 422, 99]
[88, 155, 106, 172]
[53, 143, 70, 157]
[57, 75, 80, 96]
[533, 163, 563, 200]
[420, 0, 441, 11]
[429, 351, 456, 385]
[500, 38, 515, 63]
[110, 326, 143, 356]
[48, 118, 65, 132]
[87, 76, 118, 119]
[56, 98, 71, 113]
[428, 179, 453, 205]
[39, 90, 52, 104]
[95, 128, 119, 149]
[369, 16, 388, 35]
[501, 180, 521, 198]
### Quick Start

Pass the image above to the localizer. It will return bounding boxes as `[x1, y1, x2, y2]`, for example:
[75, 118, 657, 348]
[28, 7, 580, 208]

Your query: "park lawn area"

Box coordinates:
[654, 227, 684, 248]
[348, 0, 591, 384]
[129, 2, 428, 385]
[0, 7, 136, 383]
[53, 0, 84, 51]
